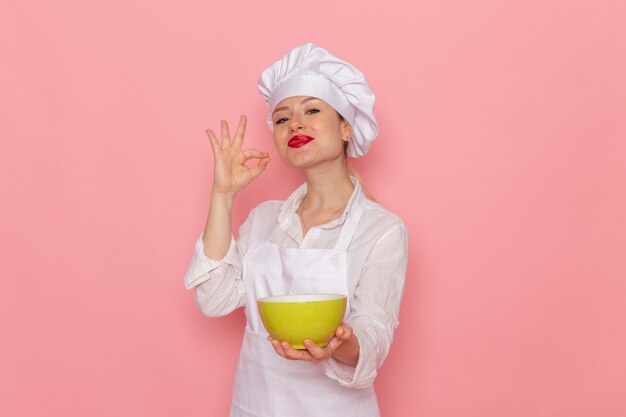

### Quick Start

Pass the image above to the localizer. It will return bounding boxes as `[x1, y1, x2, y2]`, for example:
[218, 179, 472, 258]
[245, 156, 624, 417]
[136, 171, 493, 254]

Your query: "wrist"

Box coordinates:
[211, 190, 235, 208]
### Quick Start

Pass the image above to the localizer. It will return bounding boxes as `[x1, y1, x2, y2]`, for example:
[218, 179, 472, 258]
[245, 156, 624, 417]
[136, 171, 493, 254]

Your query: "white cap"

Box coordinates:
[257, 43, 378, 158]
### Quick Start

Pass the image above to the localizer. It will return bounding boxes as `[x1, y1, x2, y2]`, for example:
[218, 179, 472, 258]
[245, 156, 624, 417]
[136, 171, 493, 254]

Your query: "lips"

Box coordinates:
[288, 135, 314, 148]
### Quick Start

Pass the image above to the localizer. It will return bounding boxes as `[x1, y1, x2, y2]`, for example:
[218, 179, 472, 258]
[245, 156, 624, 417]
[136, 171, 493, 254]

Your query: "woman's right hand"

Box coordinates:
[206, 115, 271, 195]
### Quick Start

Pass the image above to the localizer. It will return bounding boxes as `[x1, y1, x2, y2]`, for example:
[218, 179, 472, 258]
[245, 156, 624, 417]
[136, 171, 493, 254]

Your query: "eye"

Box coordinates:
[275, 117, 288, 125]
[306, 108, 320, 115]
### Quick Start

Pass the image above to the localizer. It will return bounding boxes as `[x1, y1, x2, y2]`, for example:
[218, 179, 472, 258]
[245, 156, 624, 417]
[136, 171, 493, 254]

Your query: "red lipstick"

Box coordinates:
[288, 135, 314, 148]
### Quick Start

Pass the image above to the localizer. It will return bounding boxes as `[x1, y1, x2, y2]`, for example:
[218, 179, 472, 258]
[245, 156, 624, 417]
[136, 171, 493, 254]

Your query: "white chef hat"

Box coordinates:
[257, 43, 378, 158]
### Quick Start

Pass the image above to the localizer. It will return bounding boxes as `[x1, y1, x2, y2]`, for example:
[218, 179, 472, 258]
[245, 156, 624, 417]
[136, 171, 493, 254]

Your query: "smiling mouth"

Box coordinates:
[288, 135, 315, 148]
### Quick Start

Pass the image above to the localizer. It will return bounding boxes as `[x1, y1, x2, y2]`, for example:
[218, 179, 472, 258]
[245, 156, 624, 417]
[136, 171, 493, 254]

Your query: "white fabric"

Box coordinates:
[184, 178, 408, 390]
[257, 43, 379, 158]
[230, 186, 378, 417]
[241, 189, 364, 334]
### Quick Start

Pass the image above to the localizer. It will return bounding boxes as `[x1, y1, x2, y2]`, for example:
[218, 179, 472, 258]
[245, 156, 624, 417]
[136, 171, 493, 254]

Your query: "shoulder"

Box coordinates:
[237, 199, 285, 243]
[362, 199, 407, 235]
[241, 199, 284, 230]
[350, 198, 408, 251]
[249, 200, 284, 218]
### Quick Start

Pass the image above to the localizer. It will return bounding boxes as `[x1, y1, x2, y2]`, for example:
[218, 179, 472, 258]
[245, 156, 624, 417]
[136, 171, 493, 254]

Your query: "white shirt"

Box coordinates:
[184, 178, 408, 389]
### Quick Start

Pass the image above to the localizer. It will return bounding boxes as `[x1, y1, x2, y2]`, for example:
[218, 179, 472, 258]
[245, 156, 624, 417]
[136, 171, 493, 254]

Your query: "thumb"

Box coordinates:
[337, 323, 352, 340]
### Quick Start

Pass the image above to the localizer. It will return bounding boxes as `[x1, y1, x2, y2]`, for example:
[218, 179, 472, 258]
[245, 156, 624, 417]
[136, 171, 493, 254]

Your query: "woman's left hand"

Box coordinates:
[267, 323, 358, 366]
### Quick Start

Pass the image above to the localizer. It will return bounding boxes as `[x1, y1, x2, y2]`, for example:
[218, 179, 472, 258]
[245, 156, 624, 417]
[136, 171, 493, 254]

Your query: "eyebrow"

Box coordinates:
[272, 97, 319, 115]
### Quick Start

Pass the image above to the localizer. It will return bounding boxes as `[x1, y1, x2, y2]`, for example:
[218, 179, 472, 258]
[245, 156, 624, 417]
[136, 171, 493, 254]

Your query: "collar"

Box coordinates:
[277, 176, 363, 235]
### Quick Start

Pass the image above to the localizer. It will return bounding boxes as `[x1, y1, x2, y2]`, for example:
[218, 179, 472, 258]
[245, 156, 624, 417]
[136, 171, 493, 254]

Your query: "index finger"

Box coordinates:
[232, 114, 247, 148]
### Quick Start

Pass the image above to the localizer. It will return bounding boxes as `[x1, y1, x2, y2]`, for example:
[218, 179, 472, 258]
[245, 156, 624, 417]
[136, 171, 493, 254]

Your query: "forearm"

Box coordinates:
[202, 191, 235, 260]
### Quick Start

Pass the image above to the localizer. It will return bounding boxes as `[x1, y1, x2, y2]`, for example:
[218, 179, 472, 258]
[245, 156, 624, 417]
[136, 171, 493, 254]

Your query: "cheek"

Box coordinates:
[272, 130, 289, 158]
[272, 129, 284, 146]
[321, 135, 346, 155]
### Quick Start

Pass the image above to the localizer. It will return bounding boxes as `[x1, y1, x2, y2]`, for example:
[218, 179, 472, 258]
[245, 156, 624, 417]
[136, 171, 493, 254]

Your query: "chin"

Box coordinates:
[289, 155, 347, 173]
[278, 148, 313, 168]
[283, 157, 316, 170]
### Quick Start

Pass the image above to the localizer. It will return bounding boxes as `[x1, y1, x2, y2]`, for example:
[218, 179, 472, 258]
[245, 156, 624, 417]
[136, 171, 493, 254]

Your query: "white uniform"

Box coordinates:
[184, 179, 408, 416]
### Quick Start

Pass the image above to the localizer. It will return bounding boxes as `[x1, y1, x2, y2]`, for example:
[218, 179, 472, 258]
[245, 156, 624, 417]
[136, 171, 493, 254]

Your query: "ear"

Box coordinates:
[341, 119, 353, 142]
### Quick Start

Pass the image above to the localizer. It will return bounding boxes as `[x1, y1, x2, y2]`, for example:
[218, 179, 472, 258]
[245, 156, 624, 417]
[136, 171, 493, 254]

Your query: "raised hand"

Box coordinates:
[206, 115, 271, 195]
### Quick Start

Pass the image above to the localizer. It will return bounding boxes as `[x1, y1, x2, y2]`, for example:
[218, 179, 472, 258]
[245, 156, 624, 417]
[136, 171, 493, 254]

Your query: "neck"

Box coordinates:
[302, 162, 354, 209]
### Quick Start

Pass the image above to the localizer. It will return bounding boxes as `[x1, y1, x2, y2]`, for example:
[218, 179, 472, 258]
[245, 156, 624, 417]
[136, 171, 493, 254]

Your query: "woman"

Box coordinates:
[184, 43, 408, 417]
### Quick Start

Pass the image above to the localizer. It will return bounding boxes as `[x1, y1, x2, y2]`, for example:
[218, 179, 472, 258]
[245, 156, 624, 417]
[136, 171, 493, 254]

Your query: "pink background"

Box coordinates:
[1, 0, 625, 416]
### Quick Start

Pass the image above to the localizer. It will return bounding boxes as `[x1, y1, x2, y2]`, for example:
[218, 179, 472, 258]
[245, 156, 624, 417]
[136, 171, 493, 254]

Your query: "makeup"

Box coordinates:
[288, 135, 314, 148]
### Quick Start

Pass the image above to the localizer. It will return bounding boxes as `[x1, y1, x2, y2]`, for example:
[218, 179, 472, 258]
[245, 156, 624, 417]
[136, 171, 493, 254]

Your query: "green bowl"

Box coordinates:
[257, 293, 347, 349]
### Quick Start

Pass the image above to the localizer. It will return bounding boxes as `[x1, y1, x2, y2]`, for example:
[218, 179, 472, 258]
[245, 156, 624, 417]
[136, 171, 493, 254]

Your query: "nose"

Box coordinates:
[288, 114, 305, 132]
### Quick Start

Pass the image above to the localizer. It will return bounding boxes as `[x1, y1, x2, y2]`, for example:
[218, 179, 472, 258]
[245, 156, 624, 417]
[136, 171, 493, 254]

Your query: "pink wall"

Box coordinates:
[2, 1, 625, 416]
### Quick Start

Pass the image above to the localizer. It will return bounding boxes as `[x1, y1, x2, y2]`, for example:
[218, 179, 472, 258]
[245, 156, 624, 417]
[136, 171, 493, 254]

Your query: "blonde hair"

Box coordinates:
[347, 163, 375, 201]
[338, 112, 375, 201]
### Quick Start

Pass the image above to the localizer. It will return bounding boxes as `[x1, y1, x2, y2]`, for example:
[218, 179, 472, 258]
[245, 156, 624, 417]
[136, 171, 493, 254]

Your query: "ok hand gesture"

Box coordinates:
[206, 115, 271, 195]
